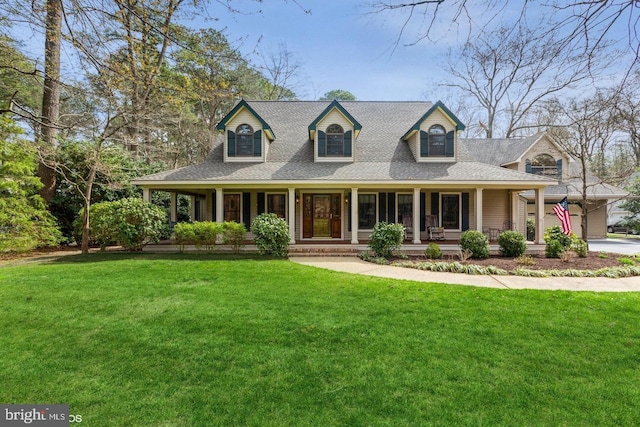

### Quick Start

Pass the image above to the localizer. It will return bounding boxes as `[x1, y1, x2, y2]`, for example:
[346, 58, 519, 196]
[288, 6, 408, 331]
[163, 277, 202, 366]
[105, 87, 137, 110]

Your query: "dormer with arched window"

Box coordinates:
[402, 101, 464, 162]
[215, 100, 275, 163]
[526, 153, 563, 180]
[309, 100, 360, 162]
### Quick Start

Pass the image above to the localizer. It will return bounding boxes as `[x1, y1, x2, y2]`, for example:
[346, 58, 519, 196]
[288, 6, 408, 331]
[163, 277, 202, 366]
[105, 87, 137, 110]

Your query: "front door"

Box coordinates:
[313, 195, 331, 237]
[302, 194, 342, 238]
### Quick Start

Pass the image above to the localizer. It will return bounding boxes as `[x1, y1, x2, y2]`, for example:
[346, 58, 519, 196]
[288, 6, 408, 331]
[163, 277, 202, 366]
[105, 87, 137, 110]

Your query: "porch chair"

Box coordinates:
[501, 220, 516, 232]
[426, 215, 445, 240]
[402, 215, 413, 241]
[482, 226, 491, 240]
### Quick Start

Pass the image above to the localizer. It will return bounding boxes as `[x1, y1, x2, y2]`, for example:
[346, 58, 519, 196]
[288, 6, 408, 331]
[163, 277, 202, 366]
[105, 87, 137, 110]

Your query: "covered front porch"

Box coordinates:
[141, 183, 551, 246]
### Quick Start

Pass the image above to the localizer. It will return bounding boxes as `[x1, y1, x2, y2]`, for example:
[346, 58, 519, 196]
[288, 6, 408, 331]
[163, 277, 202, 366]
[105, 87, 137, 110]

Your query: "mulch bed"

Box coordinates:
[392, 251, 636, 271]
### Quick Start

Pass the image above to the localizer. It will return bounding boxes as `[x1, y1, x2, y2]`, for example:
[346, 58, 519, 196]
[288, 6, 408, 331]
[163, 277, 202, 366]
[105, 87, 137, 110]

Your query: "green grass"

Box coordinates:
[608, 232, 640, 239]
[1, 253, 640, 426]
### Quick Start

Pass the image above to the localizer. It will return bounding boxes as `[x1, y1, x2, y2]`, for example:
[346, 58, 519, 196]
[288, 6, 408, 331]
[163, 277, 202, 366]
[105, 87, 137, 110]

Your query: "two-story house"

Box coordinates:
[132, 100, 622, 245]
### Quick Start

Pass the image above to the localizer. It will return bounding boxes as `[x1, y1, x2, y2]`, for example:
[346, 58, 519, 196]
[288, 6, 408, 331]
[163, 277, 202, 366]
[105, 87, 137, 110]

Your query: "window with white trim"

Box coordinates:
[267, 194, 287, 219]
[441, 193, 461, 230]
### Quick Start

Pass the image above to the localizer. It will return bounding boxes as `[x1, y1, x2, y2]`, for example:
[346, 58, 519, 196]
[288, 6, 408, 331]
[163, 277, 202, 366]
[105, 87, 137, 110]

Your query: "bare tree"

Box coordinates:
[612, 71, 640, 168]
[442, 20, 610, 138]
[369, 1, 640, 70]
[543, 91, 618, 239]
[258, 43, 303, 100]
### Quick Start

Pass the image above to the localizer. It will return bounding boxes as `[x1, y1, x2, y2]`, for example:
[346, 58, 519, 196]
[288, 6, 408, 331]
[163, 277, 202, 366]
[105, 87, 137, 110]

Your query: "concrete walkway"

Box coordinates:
[289, 256, 640, 292]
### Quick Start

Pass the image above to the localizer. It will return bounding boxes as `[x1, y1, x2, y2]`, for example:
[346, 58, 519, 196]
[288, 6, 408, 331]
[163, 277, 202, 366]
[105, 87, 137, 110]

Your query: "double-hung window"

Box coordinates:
[428, 125, 446, 156]
[358, 194, 376, 229]
[224, 194, 241, 223]
[267, 194, 287, 219]
[326, 124, 344, 156]
[441, 193, 461, 230]
[235, 124, 254, 156]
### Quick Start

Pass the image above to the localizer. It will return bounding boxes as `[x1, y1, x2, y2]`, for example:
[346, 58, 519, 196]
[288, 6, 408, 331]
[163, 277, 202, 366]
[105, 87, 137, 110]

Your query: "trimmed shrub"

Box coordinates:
[459, 230, 490, 259]
[571, 238, 588, 258]
[74, 204, 115, 250]
[174, 222, 196, 252]
[498, 230, 527, 257]
[192, 221, 221, 252]
[222, 221, 247, 253]
[251, 213, 290, 257]
[368, 222, 405, 258]
[545, 239, 564, 258]
[424, 242, 443, 259]
[544, 225, 572, 259]
[90, 198, 166, 251]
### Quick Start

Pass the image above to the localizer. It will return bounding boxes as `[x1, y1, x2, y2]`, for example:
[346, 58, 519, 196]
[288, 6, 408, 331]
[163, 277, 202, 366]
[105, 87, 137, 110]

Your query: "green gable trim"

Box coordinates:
[401, 100, 465, 140]
[308, 100, 362, 139]
[215, 99, 275, 140]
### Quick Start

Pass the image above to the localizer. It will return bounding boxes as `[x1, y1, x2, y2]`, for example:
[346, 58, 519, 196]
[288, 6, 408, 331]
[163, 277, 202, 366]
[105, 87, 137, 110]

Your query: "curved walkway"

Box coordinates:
[289, 257, 640, 292]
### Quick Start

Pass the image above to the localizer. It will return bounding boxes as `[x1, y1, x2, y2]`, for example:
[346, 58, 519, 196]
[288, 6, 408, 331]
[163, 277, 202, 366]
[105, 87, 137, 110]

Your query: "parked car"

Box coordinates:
[607, 221, 639, 234]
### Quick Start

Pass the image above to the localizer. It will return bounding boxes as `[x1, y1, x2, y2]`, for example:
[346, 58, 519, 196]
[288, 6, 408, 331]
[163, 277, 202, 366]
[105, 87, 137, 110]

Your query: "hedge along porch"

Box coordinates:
[134, 101, 556, 246]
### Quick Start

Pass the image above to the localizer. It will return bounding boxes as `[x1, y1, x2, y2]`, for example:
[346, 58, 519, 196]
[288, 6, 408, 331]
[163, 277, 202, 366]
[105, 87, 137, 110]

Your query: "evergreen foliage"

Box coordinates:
[498, 231, 527, 257]
[251, 213, 290, 257]
[89, 198, 166, 251]
[0, 117, 61, 252]
[459, 230, 490, 259]
[368, 222, 405, 258]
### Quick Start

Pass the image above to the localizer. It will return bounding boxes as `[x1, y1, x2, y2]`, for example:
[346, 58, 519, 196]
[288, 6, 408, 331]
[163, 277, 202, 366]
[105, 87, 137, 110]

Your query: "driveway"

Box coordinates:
[588, 238, 640, 255]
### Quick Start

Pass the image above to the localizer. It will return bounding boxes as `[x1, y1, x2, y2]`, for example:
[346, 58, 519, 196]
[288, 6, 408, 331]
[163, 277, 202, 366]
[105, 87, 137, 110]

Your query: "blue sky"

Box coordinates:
[205, 1, 634, 102]
[206, 1, 453, 101]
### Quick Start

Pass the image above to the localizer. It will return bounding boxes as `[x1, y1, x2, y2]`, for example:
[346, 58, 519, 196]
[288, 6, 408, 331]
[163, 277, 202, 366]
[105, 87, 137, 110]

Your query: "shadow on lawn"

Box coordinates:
[48, 251, 287, 265]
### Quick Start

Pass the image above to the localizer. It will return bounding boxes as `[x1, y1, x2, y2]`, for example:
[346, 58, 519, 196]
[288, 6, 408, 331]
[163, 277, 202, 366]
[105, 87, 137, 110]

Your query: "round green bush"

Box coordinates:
[251, 213, 290, 257]
[571, 238, 588, 258]
[424, 242, 443, 259]
[544, 225, 572, 259]
[459, 230, 490, 259]
[544, 226, 572, 247]
[368, 222, 405, 258]
[545, 239, 564, 258]
[498, 230, 527, 257]
[90, 198, 166, 251]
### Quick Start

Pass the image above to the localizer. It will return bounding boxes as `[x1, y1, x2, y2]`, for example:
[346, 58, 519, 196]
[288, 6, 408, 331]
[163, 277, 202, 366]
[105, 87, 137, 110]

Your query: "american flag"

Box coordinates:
[553, 197, 572, 235]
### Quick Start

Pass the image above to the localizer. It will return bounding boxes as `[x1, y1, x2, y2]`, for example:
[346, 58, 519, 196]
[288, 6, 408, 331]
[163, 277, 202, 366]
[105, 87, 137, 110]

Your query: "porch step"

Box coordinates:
[287, 247, 362, 256]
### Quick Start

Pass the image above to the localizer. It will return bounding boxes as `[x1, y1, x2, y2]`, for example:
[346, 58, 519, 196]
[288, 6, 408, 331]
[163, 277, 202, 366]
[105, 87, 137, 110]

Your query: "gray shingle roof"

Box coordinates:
[133, 101, 555, 185]
[458, 133, 543, 165]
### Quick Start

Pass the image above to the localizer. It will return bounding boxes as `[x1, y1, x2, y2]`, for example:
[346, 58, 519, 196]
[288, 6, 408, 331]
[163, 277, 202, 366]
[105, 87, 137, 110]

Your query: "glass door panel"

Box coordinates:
[313, 195, 331, 237]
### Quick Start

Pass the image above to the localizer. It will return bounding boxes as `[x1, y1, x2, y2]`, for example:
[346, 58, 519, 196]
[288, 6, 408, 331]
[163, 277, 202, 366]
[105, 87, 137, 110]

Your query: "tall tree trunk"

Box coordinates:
[38, 0, 62, 203]
[81, 168, 96, 255]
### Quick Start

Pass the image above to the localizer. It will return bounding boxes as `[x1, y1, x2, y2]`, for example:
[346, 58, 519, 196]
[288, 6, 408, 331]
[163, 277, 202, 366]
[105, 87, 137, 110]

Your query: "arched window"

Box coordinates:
[428, 125, 446, 156]
[531, 154, 557, 177]
[326, 124, 344, 156]
[235, 124, 254, 156]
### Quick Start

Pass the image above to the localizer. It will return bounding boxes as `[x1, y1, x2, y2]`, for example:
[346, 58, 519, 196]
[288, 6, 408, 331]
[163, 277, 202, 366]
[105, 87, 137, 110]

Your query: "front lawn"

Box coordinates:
[1, 253, 639, 426]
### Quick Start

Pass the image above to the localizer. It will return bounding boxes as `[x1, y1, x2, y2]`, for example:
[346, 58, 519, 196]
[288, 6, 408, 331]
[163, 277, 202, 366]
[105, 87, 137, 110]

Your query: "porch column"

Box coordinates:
[351, 187, 359, 244]
[205, 190, 213, 222]
[215, 188, 224, 224]
[535, 188, 545, 244]
[413, 188, 422, 244]
[142, 187, 151, 203]
[475, 188, 483, 233]
[288, 187, 296, 244]
[170, 192, 178, 223]
[511, 191, 519, 231]
[189, 195, 196, 221]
